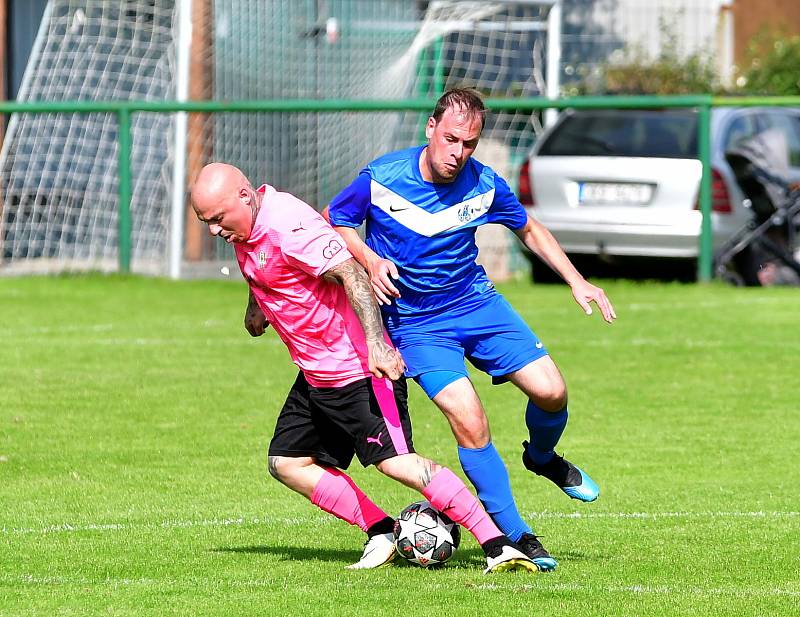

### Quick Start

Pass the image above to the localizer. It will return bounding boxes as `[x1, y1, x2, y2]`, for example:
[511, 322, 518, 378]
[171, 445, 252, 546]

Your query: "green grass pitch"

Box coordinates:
[1, 275, 798, 616]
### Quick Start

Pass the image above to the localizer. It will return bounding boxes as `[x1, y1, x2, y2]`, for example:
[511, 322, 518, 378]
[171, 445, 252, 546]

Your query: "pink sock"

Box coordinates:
[310, 468, 389, 533]
[422, 468, 502, 545]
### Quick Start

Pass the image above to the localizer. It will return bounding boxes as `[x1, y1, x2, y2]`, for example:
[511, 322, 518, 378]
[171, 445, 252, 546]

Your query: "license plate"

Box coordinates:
[578, 182, 653, 205]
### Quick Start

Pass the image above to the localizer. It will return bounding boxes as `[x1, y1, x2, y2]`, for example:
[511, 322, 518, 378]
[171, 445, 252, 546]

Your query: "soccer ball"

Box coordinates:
[393, 500, 461, 567]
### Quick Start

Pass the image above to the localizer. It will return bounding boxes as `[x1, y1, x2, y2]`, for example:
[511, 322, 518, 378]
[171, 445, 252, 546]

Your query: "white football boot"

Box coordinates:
[483, 543, 538, 574]
[346, 532, 396, 570]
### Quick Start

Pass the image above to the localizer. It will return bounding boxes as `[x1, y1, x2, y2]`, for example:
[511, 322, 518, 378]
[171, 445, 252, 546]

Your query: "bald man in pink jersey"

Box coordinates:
[190, 163, 536, 573]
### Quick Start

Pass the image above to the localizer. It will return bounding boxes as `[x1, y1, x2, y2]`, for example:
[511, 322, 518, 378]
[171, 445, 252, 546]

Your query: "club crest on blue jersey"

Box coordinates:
[458, 191, 493, 223]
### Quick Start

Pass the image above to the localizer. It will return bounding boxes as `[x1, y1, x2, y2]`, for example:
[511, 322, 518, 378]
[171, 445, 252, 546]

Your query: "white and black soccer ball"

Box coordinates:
[393, 500, 461, 567]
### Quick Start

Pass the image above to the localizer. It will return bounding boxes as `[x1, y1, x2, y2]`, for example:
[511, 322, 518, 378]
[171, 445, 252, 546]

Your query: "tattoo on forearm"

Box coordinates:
[327, 259, 384, 342]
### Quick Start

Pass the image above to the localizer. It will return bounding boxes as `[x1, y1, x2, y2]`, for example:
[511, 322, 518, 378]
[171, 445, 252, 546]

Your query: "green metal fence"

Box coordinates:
[2, 95, 799, 280]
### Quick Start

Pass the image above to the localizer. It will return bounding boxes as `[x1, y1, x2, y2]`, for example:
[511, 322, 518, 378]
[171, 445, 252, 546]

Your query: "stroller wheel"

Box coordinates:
[718, 267, 745, 286]
[732, 245, 764, 286]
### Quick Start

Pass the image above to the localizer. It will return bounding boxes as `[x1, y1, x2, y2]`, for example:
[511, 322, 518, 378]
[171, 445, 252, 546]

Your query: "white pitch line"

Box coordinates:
[2, 575, 799, 599]
[624, 296, 793, 311]
[525, 510, 800, 520]
[2, 511, 797, 537]
[524, 296, 794, 318]
[0, 323, 115, 336]
[1, 515, 330, 536]
[469, 581, 800, 598]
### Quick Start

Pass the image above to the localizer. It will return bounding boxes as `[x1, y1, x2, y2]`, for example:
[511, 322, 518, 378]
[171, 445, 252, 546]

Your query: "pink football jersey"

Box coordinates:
[235, 185, 373, 387]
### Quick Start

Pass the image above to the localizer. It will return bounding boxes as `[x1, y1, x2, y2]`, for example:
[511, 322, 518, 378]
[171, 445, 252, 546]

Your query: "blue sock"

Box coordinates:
[458, 442, 531, 542]
[525, 402, 568, 466]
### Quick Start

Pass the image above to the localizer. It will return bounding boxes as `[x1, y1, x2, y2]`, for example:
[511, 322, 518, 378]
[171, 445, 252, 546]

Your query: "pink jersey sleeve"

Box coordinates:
[277, 195, 353, 276]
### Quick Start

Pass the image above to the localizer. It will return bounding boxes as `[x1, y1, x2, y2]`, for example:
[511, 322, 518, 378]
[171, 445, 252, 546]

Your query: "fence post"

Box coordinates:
[117, 107, 132, 273]
[697, 102, 713, 282]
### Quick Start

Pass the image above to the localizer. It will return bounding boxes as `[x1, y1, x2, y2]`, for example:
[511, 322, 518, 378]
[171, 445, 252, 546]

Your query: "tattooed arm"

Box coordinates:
[323, 257, 405, 381]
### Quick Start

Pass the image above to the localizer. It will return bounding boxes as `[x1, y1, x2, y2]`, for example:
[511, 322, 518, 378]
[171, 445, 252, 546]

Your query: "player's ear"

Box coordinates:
[425, 116, 436, 140]
[239, 187, 250, 205]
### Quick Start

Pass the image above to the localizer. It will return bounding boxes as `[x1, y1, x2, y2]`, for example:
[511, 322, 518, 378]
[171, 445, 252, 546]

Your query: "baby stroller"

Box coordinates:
[715, 128, 800, 286]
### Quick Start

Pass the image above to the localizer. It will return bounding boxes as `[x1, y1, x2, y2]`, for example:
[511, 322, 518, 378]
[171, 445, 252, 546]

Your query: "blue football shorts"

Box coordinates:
[387, 292, 549, 399]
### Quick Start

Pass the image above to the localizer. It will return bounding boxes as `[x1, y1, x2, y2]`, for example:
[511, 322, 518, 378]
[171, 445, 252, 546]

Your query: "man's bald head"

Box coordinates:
[191, 162, 259, 244]
[192, 163, 248, 211]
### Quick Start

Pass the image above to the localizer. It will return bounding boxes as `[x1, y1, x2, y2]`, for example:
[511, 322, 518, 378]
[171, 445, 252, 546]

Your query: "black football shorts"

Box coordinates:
[268, 372, 415, 468]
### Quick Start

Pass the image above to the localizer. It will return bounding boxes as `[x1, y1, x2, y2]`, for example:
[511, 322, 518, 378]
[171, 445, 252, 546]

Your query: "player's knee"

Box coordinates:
[375, 454, 419, 477]
[532, 384, 568, 412]
[267, 455, 284, 482]
[267, 455, 299, 485]
[374, 457, 397, 478]
[455, 413, 490, 447]
[376, 454, 442, 488]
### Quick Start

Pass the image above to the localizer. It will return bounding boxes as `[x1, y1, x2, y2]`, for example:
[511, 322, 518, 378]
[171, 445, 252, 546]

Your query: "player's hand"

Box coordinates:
[368, 340, 405, 381]
[244, 299, 269, 337]
[570, 279, 616, 323]
[366, 257, 401, 305]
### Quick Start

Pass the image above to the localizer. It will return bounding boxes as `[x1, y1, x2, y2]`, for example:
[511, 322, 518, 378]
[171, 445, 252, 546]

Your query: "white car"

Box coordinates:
[517, 107, 800, 281]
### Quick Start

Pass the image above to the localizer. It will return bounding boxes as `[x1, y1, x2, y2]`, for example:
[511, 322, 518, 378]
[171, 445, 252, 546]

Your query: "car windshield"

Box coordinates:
[538, 110, 699, 158]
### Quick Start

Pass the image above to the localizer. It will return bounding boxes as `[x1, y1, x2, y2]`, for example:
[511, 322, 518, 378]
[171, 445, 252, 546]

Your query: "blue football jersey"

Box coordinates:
[328, 146, 528, 318]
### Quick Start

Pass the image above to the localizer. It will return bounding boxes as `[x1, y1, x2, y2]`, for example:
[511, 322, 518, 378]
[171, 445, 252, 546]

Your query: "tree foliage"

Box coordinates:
[566, 16, 800, 97]
[567, 16, 722, 96]
[602, 47, 720, 95]
[736, 29, 800, 96]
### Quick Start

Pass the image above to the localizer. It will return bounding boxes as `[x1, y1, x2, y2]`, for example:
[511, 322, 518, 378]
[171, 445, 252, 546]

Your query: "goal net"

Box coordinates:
[0, 0, 558, 278]
[0, 0, 178, 275]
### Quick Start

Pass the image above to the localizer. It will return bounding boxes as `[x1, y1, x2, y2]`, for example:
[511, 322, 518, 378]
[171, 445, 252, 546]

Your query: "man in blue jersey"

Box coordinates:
[320, 88, 614, 570]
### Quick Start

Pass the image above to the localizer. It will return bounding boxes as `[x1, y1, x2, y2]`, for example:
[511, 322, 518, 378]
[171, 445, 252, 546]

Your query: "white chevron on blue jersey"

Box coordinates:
[371, 180, 495, 237]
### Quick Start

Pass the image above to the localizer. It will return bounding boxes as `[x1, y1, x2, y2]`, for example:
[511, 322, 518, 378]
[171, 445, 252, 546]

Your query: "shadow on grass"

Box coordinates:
[212, 545, 589, 569]
[212, 545, 489, 567]
[549, 549, 591, 563]
[211, 545, 361, 563]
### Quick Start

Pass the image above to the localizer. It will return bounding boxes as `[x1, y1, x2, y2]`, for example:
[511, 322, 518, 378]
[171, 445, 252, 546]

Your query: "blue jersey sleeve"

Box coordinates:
[328, 171, 371, 228]
[487, 174, 528, 230]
